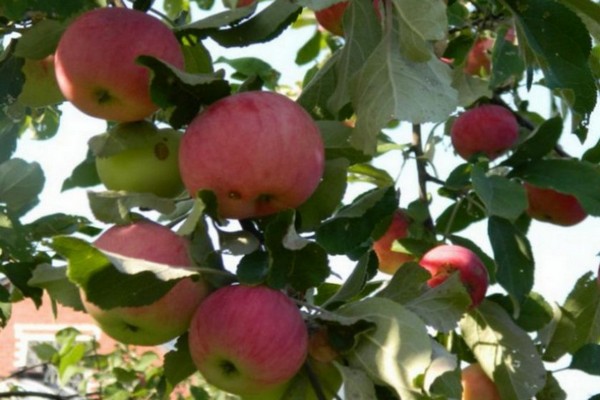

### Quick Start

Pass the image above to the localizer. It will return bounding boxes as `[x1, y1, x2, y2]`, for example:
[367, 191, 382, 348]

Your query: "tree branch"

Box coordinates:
[411, 124, 435, 233]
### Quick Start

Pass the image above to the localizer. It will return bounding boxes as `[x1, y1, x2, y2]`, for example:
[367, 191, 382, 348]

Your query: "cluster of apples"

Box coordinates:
[48, 5, 329, 398]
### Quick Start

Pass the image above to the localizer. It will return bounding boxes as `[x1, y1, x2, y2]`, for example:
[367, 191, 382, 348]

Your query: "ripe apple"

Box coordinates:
[450, 104, 519, 161]
[464, 37, 494, 76]
[188, 284, 309, 397]
[55, 7, 184, 122]
[372, 210, 415, 275]
[461, 363, 501, 400]
[179, 91, 325, 220]
[524, 183, 587, 226]
[83, 219, 211, 346]
[17, 55, 64, 108]
[419, 244, 489, 307]
[315, 0, 379, 36]
[95, 121, 184, 198]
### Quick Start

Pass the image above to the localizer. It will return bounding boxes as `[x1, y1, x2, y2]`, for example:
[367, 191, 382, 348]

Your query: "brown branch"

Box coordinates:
[411, 124, 435, 233]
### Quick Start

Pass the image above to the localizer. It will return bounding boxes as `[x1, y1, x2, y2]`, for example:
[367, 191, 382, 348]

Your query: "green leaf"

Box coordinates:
[323, 252, 375, 308]
[27, 106, 61, 140]
[337, 364, 378, 399]
[538, 303, 577, 361]
[0, 158, 45, 215]
[562, 272, 600, 352]
[503, 116, 563, 167]
[505, 0, 596, 124]
[1, 261, 44, 305]
[350, 18, 457, 154]
[87, 191, 176, 225]
[471, 165, 527, 221]
[295, 29, 323, 66]
[459, 301, 547, 400]
[435, 194, 486, 235]
[26, 213, 96, 240]
[535, 372, 566, 400]
[316, 186, 398, 257]
[376, 262, 430, 304]
[28, 264, 84, 311]
[570, 343, 600, 375]
[489, 26, 526, 88]
[136, 55, 230, 128]
[424, 341, 462, 399]
[328, 0, 382, 113]
[51, 236, 196, 309]
[14, 19, 66, 59]
[317, 121, 371, 164]
[0, 0, 99, 20]
[348, 163, 395, 187]
[237, 250, 269, 285]
[488, 216, 534, 305]
[488, 292, 554, 332]
[406, 273, 472, 332]
[0, 113, 20, 163]
[0, 48, 24, 105]
[391, 0, 448, 62]
[338, 297, 432, 399]
[297, 158, 349, 231]
[215, 56, 280, 89]
[182, 41, 214, 74]
[512, 158, 600, 216]
[298, 54, 340, 120]
[163, 334, 197, 389]
[175, 3, 256, 32]
[450, 68, 493, 107]
[61, 149, 100, 191]
[0, 284, 11, 328]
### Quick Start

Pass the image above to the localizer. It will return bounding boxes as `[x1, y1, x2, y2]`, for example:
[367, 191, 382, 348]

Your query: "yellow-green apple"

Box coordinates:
[372, 210, 414, 275]
[188, 284, 309, 397]
[524, 183, 587, 226]
[17, 55, 64, 108]
[451, 104, 519, 161]
[83, 219, 211, 346]
[179, 91, 325, 220]
[55, 7, 184, 122]
[95, 121, 184, 198]
[464, 37, 494, 76]
[419, 244, 488, 307]
[461, 363, 501, 400]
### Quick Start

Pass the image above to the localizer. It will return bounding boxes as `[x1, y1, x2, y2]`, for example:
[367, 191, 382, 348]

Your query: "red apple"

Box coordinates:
[461, 363, 501, 400]
[17, 55, 64, 108]
[419, 244, 489, 307]
[464, 37, 494, 76]
[188, 284, 308, 397]
[179, 91, 325, 220]
[55, 7, 184, 122]
[524, 183, 587, 226]
[451, 104, 519, 161]
[315, 1, 349, 36]
[83, 219, 211, 346]
[372, 210, 415, 275]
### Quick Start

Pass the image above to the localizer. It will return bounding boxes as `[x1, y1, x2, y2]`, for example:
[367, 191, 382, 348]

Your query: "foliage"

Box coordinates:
[1, 0, 600, 398]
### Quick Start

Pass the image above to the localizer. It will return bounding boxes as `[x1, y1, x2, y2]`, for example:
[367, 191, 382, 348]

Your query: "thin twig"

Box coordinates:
[411, 124, 435, 233]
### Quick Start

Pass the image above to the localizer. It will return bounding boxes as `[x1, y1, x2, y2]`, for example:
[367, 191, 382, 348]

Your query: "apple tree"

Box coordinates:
[1, 0, 600, 398]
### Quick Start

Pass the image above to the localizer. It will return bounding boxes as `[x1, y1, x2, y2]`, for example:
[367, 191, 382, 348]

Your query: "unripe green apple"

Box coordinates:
[95, 121, 184, 198]
[372, 210, 415, 275]
[451, 104, 519, 161]
[524, 183, 587, 226]
[179, 91, 325, 220]
[55, 7, 184, 122]
[84, 219, 211, 346]
[419, 244, 489, 307]
[461, 363, 501, 400]
[17, 55, 64, 108]
[188, 284, 309, 397]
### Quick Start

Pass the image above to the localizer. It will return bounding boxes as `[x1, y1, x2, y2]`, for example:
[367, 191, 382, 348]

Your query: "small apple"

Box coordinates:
[419, 244, 489, 307]
[464, 37, 494, 76]
[461, 363, 501, 400]
[179, 91, 325, 220]
[524, 183, 587, 226]
[17, 55, 64, 108]
[95, 121, 184, 198]
[55, 7, 184, 122]
[308, 326, 339, 364]
[315, 0, 379, 36]
[83, 219, 211, 346]
[188, 284, 308, 397]
[372, 210, 415, 275]
[451, 104, 519, 161]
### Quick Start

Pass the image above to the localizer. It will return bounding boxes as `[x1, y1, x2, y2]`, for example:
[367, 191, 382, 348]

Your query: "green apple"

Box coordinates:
[95, 121, 184, 198]
[17, 55, 64, 108]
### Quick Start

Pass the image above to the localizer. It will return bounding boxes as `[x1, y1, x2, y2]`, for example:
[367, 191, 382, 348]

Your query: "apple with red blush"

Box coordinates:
[461, 363, 501, 400]
[372, 210, 415, 275]
[524, 183, 587, 226]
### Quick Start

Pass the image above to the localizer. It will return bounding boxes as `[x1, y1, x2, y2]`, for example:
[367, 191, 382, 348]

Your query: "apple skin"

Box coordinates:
[419, 244, 489, 307]
[55, 7, 184, 122]
[315, 1, 349, 36]
[188, 284, 309, 397]
[524, 183, 587, 226]
[83, 219, 211, 346]
[17, 55, 64, 108]
[372, 210, 414, 275]
[464, 37, 494, 76]
[179, 91, 325, 220]
[95, 122, 184, 198]
[461, 363, 501, 400]
[451, 104, 519, 161]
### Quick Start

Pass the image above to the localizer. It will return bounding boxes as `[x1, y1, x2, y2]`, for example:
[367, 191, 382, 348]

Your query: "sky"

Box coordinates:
[11, 1, 600, 398]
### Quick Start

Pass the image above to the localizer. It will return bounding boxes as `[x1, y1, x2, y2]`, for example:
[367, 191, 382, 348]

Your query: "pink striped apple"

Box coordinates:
[179, 91, 325, 220]
[188, 284, 308, 397]
[83, 219, 211, 346]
